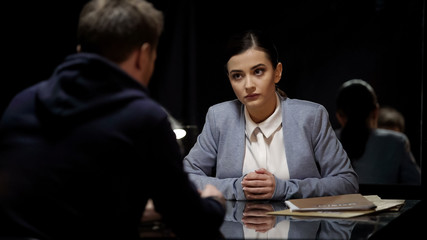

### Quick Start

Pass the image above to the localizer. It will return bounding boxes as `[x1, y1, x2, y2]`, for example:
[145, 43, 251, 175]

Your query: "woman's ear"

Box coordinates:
[336, 111, 347, 127]
[370, 103, 380, 128]
[274, 62, 283, 84]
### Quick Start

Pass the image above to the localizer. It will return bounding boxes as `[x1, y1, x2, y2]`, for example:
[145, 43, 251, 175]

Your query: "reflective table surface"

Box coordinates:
[140, 199, 422, 239]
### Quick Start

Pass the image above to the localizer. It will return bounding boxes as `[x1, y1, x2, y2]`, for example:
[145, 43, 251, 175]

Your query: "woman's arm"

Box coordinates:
[397, 134, 421, 184]
[183, 106, 247, 200]
[274, 103, 359, 200]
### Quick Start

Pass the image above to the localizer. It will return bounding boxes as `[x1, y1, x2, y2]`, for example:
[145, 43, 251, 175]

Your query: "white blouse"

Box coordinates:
[242, 94, 290, 180]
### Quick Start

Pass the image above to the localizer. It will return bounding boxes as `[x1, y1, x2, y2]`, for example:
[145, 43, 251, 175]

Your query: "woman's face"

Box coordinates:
[227, 48, 282, 116]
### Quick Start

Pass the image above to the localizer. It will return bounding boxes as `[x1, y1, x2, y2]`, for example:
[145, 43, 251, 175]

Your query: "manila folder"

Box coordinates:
[285, 193, 377, 212]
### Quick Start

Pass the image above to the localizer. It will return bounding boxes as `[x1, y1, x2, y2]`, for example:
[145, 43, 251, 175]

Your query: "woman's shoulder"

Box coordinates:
[370, 128, 409, 146]
[204, 99, 244, 128]
[283, 97, 328, 117]
[207, 99, 242, 115]
[373, 128, 408, 139]
[284, 97, 324, 109]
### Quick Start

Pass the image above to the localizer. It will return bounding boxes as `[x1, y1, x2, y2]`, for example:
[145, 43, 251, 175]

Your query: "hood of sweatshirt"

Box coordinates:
[36, 53, 147, 127]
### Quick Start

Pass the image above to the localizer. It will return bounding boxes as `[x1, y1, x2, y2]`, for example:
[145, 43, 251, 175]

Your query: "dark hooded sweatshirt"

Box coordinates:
[0, 53, 225, 239]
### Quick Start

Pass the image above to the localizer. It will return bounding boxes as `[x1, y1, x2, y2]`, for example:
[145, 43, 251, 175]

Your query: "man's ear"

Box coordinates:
[136, 42, 152, 70]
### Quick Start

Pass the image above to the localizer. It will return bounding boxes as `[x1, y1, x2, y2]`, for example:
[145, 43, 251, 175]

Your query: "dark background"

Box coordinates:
[1, 0, 424, 180]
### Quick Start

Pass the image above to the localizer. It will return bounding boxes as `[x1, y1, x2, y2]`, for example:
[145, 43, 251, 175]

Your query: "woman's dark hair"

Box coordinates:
[224, 29, 286, 97]
[336, 79, 378, 160]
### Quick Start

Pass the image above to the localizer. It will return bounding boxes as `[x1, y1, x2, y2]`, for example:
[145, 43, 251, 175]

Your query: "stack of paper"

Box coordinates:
[285, 194, 376, 212]
[267, 194, 405, 218]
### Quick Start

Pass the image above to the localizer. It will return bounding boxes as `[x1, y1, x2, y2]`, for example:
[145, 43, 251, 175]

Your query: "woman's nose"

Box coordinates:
[244, 76, 255, 90]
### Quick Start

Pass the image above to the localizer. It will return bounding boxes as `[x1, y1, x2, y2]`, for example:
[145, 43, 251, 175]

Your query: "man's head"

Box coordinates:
[77, 0, 163, 63]
[378, 106, 405, 133]
[76, 0, 163, 86]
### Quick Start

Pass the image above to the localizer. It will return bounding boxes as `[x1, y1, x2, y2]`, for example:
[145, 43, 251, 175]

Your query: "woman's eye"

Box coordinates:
[231, 73, 242, 80]
[254, 68, 265, 76]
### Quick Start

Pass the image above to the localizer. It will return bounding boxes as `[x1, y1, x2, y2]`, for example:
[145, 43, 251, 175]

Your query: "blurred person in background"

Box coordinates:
[377, 106, 405, 133]
[335, 79, 420, 185]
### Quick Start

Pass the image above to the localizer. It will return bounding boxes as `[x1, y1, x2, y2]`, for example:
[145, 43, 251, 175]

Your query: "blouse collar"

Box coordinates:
[245, 93, 282, 139]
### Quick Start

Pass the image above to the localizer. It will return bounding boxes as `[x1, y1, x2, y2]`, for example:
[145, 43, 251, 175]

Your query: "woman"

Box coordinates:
[335, 79, 421, 185]
[183, 30, 358, 200]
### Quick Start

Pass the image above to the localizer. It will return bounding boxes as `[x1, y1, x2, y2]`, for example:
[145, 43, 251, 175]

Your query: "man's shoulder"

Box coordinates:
[2, 82, 44, 114]
[130, 97, 168, 118]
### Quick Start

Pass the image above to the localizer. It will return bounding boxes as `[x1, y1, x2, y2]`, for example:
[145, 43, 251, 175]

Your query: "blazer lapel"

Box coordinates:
[217, 103, 246, 178]
[281, 97, 300, 179]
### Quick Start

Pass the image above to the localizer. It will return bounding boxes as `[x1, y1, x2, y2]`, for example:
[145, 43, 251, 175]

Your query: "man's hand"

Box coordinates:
[201, 184, 226, 207]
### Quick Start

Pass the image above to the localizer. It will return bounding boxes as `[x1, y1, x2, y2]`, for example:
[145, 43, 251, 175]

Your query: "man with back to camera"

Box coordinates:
[0, 0, 225, 239]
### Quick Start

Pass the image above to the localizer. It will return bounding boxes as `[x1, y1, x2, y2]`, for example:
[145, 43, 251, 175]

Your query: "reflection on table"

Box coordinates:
[220, 200, 356, 239]
[139, 199, 420, 239]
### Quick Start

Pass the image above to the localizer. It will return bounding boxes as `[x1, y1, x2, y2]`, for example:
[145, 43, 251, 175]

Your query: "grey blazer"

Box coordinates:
[183, 96, 359, 200]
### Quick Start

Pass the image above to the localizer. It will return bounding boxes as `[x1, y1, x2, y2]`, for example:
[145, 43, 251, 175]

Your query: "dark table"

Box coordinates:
[140, 198, 423, 239]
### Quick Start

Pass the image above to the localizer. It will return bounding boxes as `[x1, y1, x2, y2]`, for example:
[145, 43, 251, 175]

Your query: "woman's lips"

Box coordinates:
[245, 93, 260, 100]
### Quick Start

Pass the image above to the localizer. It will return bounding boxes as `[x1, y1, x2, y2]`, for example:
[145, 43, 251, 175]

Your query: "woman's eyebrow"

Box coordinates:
[229, 69, 243, 74]
[229, 63, 267, 74]
[250, 63, 266, 70]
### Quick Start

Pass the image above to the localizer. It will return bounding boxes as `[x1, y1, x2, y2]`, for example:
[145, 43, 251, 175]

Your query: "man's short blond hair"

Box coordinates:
[77, 0, 164, 63]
